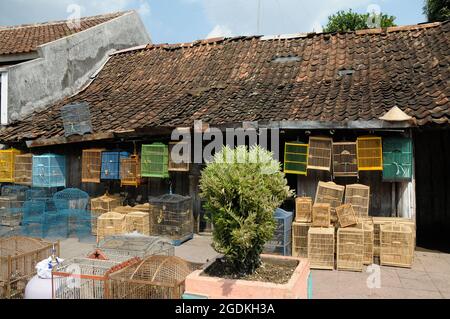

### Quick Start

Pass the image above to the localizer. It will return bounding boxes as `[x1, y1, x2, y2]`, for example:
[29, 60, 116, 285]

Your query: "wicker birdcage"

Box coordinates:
[382, 137, 413, 181]
[308, 227, 335, 270]
[113, 205, 143, 214]
[51, 257, 140, 299]
[120, 155, 141, 187]
[32, 154, 66, 188]
[124, 212, 150, 235]
[357, 136, 383, 171]
[284, 142, 308, 175]
[1, 237, 58, 299]
[295, 197, 312, 222]
[337, 227, 364, 272]
[307, 137, 332, 171]
[356, 219, 374, 265]
[14, 154, 33, 185]
[332, 142, 358, 177]
[97, 212, 126, 242]
[315, 181, 345, 210]
[263, 208, 293, 256]
[312, 203, 331, 227]
[380, 223, 414, 268]
[335, 204, 357, 228]
[90, 193, 122, 235]
[149, 194, 193, 245]
[81, 149, 104, 183]
[372, 217, 415, 257]
[292, 222, 311, 258]
[141, 143, 169, 178]
[0, 195, 23, 227]
[168, 141, 190, 172]
[60, 102, 93, 137]
[344, 184, 370, 219]
[101, 151, 130, 180]
[0, 148, 21, 183]
[108, 255, 201, 299]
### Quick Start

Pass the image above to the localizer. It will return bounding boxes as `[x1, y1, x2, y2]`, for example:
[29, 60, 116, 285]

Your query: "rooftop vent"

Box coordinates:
[271, 56, 301, 63]
[338, 69, 355, 76]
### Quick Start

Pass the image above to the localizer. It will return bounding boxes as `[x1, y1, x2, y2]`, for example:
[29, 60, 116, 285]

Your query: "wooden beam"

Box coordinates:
[27, 132, 115, 148]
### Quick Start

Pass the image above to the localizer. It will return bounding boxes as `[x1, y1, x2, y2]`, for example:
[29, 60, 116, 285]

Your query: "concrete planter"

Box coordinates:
[184, 254, 310, 299]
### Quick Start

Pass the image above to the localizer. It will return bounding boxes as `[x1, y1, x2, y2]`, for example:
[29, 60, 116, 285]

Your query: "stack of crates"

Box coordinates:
[308, 227, 335, 270]
[264, 208, 293, 256]
[337, 227, 364, 271]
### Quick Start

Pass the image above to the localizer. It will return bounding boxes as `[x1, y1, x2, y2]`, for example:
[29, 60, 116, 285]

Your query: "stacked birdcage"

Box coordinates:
[168, 142, 190, 172]
[90, 193, 122, 235]
[149, 194, 193, 245]
[357, 136, 383, 171]
[97, 212, 126, 242]
[125, 212, 150, 235]
[101, 151, 130, 180]
[120, 155, 141, 187]
[284, 142, 308, 175]
[21, 188, 57, 238]
[332, 142, 358, 177]
[263, 208, 293, 256]
[14, 154, 33, 185]
[1, 237, 58, 299]
[356, 219, 374, 265]
[32, 154, 66, 188]
[0, 148, 21, 183]
[344, 184, 370, 219]
[51, 257, 140, 299]
[315, 181, 345, 225]
[335, 204, 357, 228]
[307, 137, 332, 171]
[292, 222, 310, 258]
[337, 227, 364, 272]
[380, 223, 414, 268]
[81, 149, 104, 183]
[308, 227, 335, 270]
[312, 203, 331, 227]
[141, 143, 169, 178]
[60, 102, 93, 137]
[97, 235, 174, 260]
[108, 256, 201, 299]
[0, 185, 28, 227]
[295, 197, 312, 222]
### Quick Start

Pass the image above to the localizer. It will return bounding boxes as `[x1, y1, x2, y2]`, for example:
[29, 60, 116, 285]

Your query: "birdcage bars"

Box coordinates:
[101, 151, 130, 180]
[312, 203, 331, 227]
[337, 227, 364, 272]
[357, 219, 374, 265]
[380, 223, 414, 268]
[32, 154, 66, 188]
[307, 137, 332, 171]
[335, 204, 357, 228]
[357, 136, 383, 171]
[295, 197, 312, 222]
[344, 184, 370, 219]
[141, 143, 169, 178]
[308, 227, 335, 270]
[97, 212, 126, 242]
[382, 137, 413, 181]
[81, 149, 104, 183]
[263, 208, 293, 256]
[120, 155, 141, 187]
[292, 222, 310, 258]
[125, 212, 150, 235]
[60, 102, 93, 137]
[90, 193, 122, 235]
[14, 154, 33, 185]
[284, 142, 308, 175]
[332, 142, 358, 177]
[168, 141, 190, 172]
[0, 148, 21, 183]
[315, 181, 345, 211]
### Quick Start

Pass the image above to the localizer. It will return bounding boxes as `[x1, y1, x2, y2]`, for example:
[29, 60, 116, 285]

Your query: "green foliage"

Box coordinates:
[200, 145, 293, 275]
[424, 0, 450, 22]
[323, 9, 396, 33]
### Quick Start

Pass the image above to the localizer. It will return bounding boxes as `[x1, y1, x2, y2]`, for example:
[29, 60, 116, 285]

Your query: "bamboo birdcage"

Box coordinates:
[312, 203, 331, 227]
[125, 212, 150, 235]
[108, 255, 201, 299]
[344, 184, 370, 219]
[90, 194, 122, 235]
[81, 149, 104, 183]
[14, 154, 33, 185]
[168, 141, 190, 172]
[121, 155, 141, 187]
[332, 142, 358, 177]
[315, 181, 345, 210]
[97, 212, 126, 242]
[357, 136, 383, 170]
[292, 222, 311, 258]
[307, 137, 332, 171]
[356, 219, 374, 265]
[380, 223, 414, 268]
[0, 149, 21, 183]
[284, 142, 308, 175]
[335, 204, 357, 228]
[372, 217, 415, 257]
[337, 227, 364, 272]
[295, 197, 312, 222]
[308, 227, 335, 270]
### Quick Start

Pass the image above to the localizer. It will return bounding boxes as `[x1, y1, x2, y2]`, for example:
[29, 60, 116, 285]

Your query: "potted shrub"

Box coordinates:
[184, 145, 311, 299]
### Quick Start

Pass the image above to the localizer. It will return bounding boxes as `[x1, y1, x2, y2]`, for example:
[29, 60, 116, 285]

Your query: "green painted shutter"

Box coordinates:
[141, 143, 169, 178]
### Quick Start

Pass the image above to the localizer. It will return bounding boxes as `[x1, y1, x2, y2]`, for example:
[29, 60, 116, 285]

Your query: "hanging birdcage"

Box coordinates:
[332, 142, 358, 177]
[60, 102, 93, 137]
[32, 154, 66, 188]
[308, 227, 335, 270]
[284, 142, 308, 175]
[141, 143, 169, 178]
[337, 227, 364, 272]
[101, 151, 130, 180]
[263, 208, 293, 256]
[307, 137, 332, 171]
[0, 148, 21, 183]
[382, 137, 412, 181]
[14, 154, 33, 185]
[357, 136, 383, 171]
[168, 141, 190, 172]
[81, 149, 104, 183]
[344, 184, 370, 219]
[120, 155, 141, 187]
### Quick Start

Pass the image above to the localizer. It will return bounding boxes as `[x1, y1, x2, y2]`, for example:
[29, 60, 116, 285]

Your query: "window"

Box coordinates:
[0, 71, 8, 125]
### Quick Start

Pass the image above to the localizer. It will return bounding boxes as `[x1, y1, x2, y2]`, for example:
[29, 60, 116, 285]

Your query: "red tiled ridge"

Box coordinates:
[0, 11, 128, 55]
[0, 20, 448, 144]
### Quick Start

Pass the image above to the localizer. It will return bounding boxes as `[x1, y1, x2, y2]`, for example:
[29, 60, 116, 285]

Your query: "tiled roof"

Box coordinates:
[0, 12, 126, 56]
[1, 21, 449, 143]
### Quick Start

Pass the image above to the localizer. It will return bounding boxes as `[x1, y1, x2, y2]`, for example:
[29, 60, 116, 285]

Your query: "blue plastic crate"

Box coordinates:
[32, 154, 66, 188]
[263, 208, 293, 255]
[101, 151, 130, 180]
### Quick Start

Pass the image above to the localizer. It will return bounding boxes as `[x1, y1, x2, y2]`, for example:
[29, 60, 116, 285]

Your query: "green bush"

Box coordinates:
[200, 145, 293, 275]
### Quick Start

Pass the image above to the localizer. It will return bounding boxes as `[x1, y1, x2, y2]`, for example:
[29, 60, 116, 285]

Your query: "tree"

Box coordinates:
[424, 0, 450, 22]
[323, 9, 396, 33]
[200, 145, 293, 275]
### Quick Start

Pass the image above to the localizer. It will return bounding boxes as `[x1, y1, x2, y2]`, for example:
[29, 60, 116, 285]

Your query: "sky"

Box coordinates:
[0, 0, 427, 44]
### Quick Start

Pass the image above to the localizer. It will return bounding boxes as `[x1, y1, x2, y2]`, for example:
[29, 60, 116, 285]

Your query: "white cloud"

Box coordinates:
[206, 24, 233, 38]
